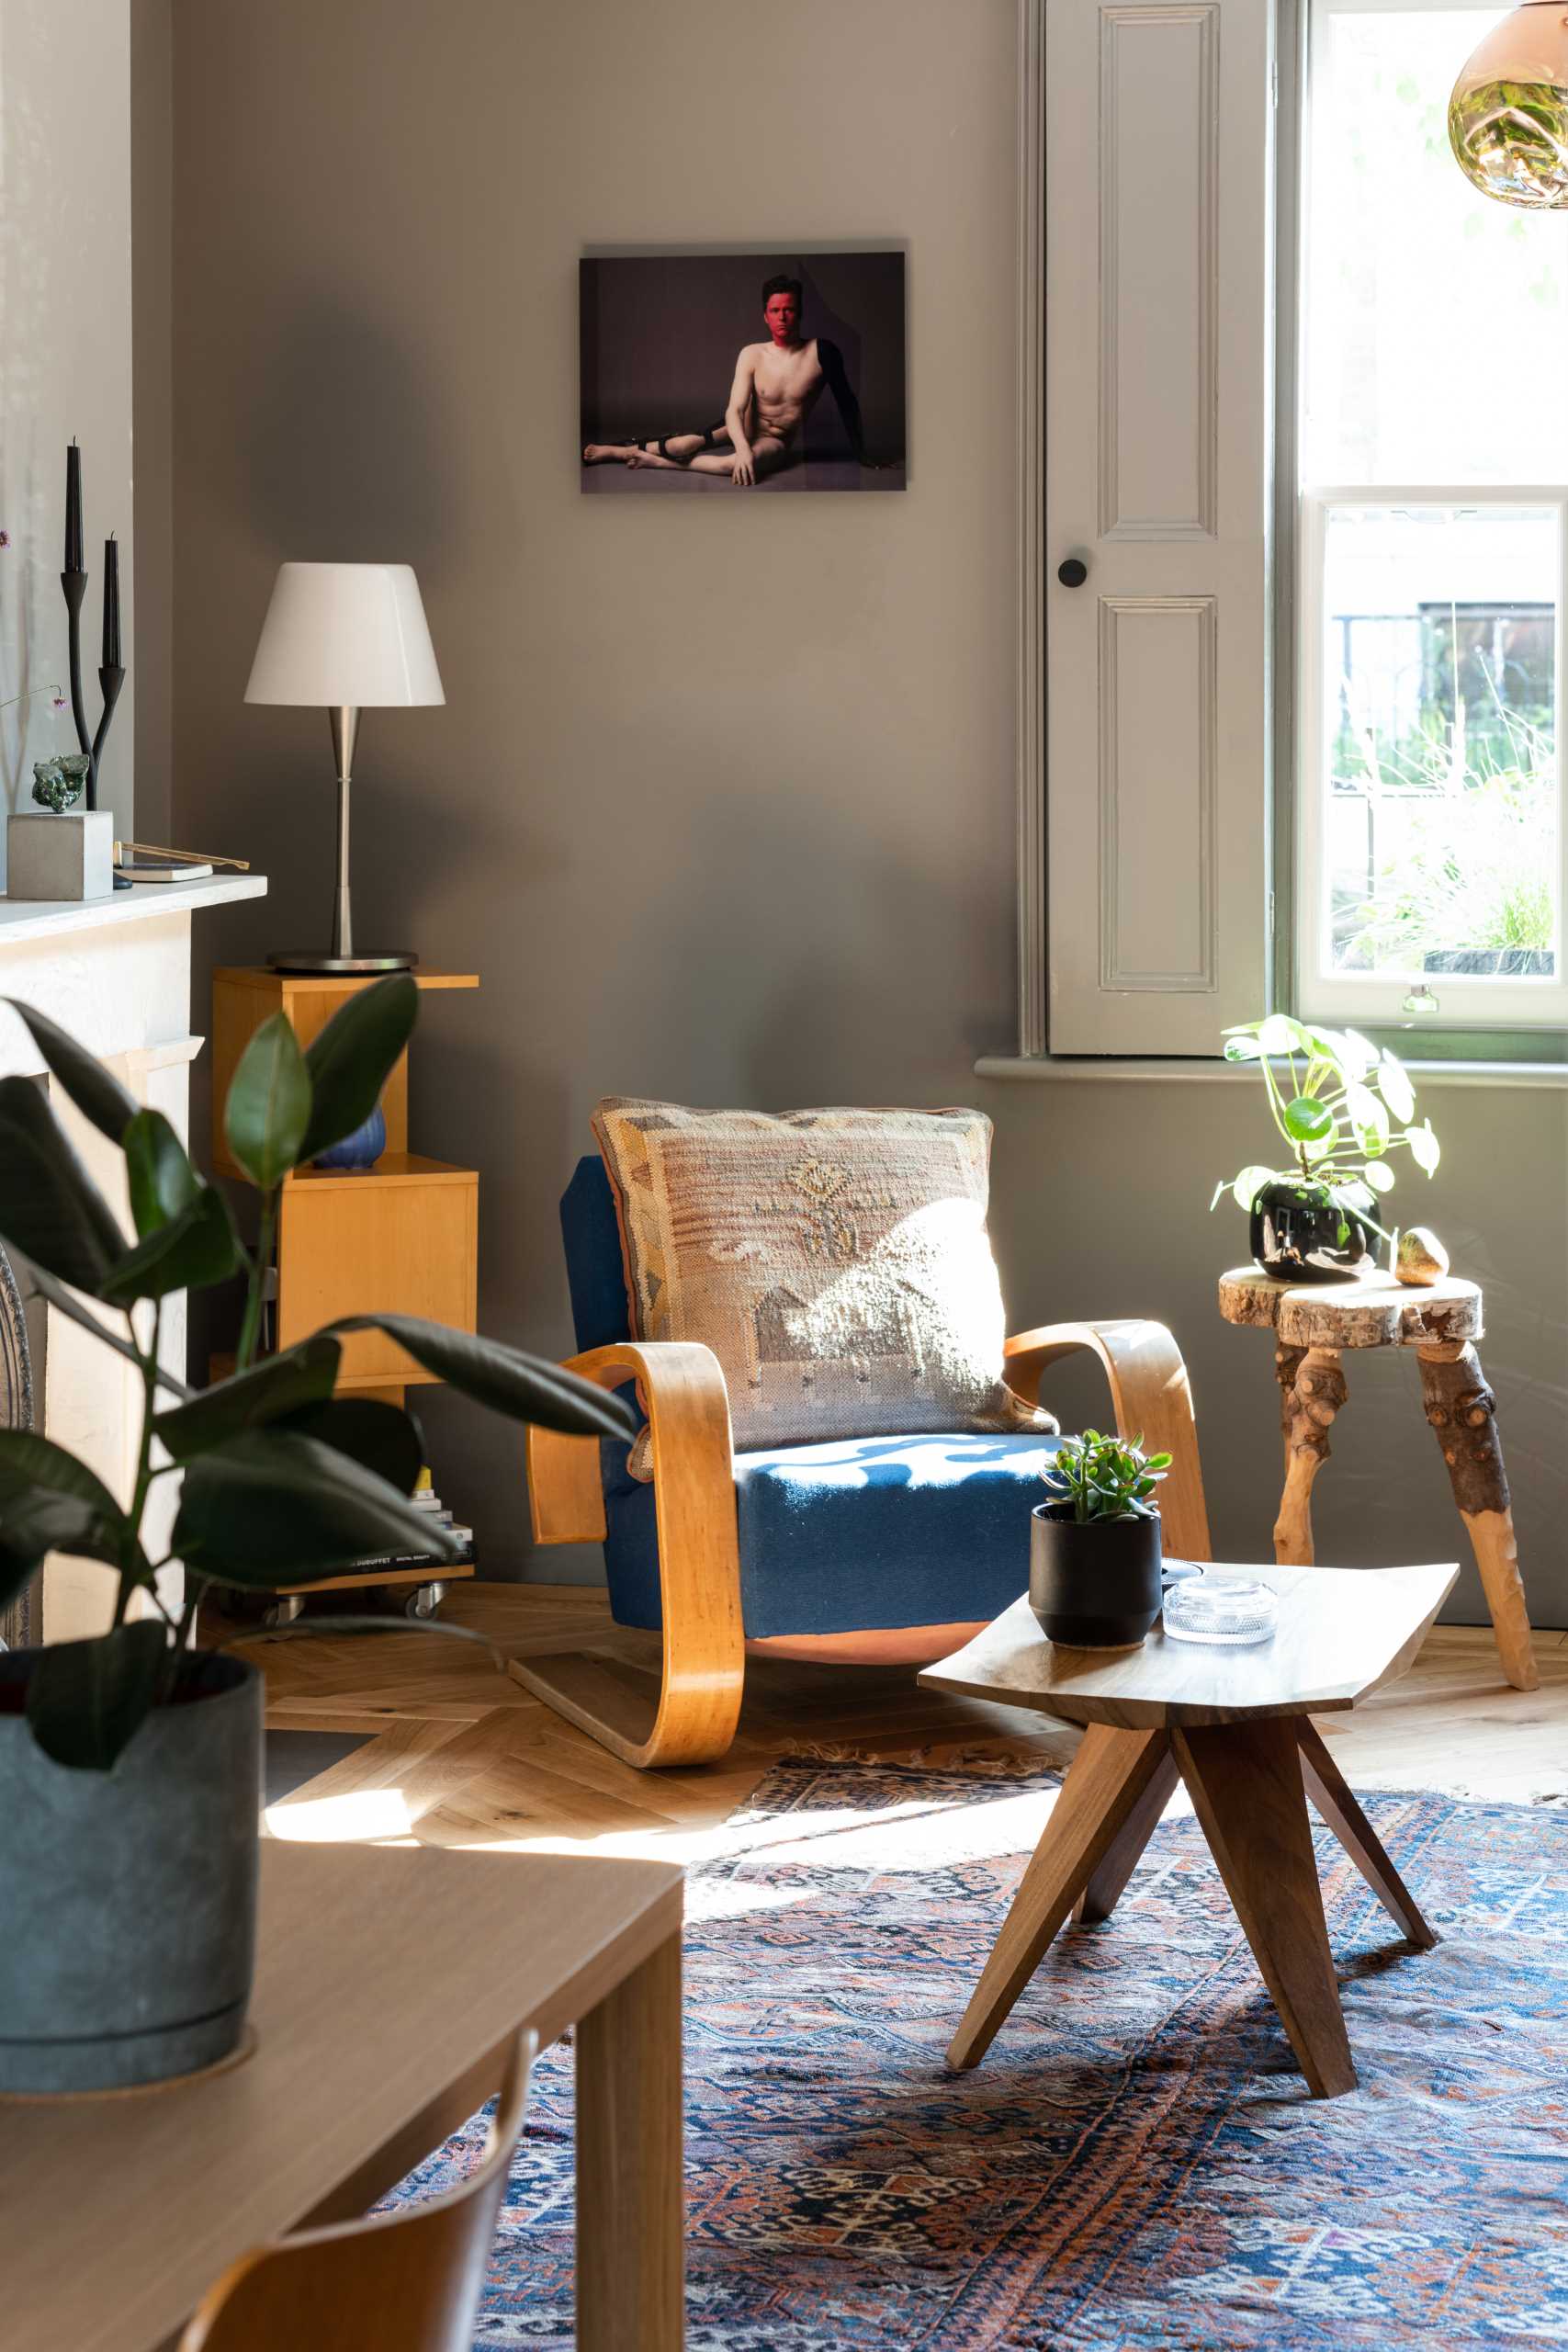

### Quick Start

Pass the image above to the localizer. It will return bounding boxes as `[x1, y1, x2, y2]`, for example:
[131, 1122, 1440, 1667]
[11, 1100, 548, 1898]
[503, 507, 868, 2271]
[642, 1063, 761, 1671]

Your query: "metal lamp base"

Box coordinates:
[267, 708, 420, 978]
[267, 950, 418, 975]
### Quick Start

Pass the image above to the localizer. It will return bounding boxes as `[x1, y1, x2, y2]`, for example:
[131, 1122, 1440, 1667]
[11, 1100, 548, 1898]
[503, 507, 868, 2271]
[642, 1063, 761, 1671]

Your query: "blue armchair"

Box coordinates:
[516, 1156, 1212, 1768]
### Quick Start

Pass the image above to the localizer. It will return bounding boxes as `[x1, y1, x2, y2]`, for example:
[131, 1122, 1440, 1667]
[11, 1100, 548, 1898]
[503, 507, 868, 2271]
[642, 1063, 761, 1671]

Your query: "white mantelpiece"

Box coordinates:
[0, 875, 266, 1641]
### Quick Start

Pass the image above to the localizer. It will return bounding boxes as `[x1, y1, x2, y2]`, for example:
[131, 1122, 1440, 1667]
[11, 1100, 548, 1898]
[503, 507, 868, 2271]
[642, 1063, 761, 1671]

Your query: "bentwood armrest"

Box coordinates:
[1003, 1319, 1213, 1561]
[519, 1342, 744, 1767]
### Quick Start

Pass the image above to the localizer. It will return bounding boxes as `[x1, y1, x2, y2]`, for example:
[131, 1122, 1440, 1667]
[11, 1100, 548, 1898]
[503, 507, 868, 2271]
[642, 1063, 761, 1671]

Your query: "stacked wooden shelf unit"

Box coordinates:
[210, 967, 480, 1615]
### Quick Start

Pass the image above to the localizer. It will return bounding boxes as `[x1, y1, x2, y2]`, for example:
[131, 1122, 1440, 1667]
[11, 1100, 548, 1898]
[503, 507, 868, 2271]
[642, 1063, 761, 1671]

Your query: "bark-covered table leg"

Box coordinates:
[1273, 1345, 1348, 1568]
[1416, 1340, 1539, 1692]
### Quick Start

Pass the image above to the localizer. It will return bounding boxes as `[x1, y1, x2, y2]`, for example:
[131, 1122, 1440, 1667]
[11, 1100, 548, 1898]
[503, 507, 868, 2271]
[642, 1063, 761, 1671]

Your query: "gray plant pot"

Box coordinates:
[1029, 1505, 1164, 1650]
[0, 1649, 262, 2094]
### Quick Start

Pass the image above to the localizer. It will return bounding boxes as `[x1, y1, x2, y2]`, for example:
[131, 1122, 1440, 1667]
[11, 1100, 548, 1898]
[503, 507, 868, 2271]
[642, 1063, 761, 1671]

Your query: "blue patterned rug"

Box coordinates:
[386, 1758, 1568, 2347]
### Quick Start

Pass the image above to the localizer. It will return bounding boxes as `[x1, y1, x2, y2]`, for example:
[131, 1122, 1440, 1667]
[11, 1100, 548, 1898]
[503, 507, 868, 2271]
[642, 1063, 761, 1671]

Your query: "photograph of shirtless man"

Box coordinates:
[584, 275, 863, 487]
[579, 254, 905, 493]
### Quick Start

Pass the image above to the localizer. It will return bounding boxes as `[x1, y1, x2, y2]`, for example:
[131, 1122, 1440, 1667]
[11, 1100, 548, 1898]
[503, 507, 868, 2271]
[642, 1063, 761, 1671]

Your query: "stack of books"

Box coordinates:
[354, 1471, 475, 1577]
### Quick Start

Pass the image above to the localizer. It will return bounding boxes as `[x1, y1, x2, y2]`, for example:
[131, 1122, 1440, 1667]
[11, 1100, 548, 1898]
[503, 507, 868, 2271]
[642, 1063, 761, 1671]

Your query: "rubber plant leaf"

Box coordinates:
[123, 1109, 201, 1238]
[2, 997, 139, 1146]
[173, 1428, 462, 1589]
[298, 972, 419, 1164]
[153, 1335, 343, 1462]
[225, 1012, 311, 1189]
[25, 1621, 170, 1771]
[0, 1077, 127, 1295]
[319, 1313, 641, 1443]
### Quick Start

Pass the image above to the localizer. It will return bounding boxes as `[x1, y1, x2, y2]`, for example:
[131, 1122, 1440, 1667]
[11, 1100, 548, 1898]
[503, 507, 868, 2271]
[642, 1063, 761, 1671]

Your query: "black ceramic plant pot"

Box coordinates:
[1249, 1177, 1374, 1283]
[1029, 1505, 1164, 1650]
[0, 1649, 263, 2094]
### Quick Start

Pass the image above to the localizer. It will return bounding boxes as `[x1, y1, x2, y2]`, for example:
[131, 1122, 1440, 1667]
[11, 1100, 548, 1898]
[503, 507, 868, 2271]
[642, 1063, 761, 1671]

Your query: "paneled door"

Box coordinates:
[1045, 0, 1274, 1054]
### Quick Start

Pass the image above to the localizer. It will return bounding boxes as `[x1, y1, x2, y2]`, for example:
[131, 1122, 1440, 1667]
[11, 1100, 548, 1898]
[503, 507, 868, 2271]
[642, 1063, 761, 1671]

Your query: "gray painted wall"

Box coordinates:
[130, 0, 172, 846]
[165, 0, 1568, 1628]
[1, 0, 134, 869]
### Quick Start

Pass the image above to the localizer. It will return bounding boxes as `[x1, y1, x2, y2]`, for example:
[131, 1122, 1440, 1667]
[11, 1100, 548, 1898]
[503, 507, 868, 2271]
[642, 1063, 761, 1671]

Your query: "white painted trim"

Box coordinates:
[976, 1053, 1568, 1088]
[0, 872, 265, 945]
[1016, 0, 1047, 1057]
[1098, 594, 1219, 990]
[1097, 2, 1220, 543]
[122, 1034, 206, 1077]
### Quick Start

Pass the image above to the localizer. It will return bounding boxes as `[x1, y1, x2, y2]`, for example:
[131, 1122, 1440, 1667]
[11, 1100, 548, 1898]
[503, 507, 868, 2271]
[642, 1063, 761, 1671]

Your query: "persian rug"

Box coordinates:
[386, 1758, 1568, 2348]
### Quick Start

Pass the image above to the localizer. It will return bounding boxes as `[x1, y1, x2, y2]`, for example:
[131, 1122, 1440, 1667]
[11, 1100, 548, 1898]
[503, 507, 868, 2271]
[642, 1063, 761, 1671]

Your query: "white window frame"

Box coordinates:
[1294, 0, 1568, 1036]
[1297, 487, 1568, 1029]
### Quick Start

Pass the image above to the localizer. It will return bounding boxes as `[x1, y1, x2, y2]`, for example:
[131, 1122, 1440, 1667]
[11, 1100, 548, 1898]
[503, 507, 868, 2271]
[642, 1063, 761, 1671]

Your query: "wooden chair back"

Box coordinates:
[177, 2030, 535, 2352]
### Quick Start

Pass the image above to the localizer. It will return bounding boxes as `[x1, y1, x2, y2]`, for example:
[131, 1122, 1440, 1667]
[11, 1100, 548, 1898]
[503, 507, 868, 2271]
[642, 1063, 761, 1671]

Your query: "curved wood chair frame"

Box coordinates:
[515, 1319, 1210, 1770]
[516, 1342, 745, 1768]
[1002, 1317, 1213, 1563]
[178, 2030, 535, 2352]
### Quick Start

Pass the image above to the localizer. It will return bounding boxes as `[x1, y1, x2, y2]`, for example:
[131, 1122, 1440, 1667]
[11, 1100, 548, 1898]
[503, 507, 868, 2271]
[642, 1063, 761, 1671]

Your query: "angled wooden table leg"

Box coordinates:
[1073, 1743, 1181, 1925]
[1273, 1346, 1348, 1567]
[1297, 1720, 1435, 1948]
[1417, 1340, 1539, 1693]
[576, 1927, 684, 2350]
[948, 1724, 1170, 2071]
[1174, 1717, 1357, 2098]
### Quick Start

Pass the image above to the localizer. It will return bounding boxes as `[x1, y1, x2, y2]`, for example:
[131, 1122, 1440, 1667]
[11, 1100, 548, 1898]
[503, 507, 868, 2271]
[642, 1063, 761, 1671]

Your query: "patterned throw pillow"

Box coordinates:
[591, 1099, 1055, 1474]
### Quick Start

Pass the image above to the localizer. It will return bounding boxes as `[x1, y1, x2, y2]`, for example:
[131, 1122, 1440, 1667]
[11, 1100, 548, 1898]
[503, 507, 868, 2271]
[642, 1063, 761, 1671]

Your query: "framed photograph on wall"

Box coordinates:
[580, 251, 907, 493]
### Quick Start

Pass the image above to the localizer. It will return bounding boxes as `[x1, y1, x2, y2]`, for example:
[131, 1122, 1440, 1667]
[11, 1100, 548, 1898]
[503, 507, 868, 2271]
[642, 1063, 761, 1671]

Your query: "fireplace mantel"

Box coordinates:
[0, 874, 266, 1640]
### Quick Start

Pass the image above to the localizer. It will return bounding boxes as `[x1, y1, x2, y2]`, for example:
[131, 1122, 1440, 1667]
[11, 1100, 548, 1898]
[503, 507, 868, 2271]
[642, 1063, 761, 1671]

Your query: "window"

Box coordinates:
[1299, 0, 1568, 1031]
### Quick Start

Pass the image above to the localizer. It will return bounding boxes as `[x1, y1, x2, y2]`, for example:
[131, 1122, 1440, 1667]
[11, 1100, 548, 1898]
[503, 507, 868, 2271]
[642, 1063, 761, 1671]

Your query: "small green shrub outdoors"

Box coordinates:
[1040, 1430, 1171, 1525]
[0, 977, 637, 1771]
[1209, 1013, 1441, 1256]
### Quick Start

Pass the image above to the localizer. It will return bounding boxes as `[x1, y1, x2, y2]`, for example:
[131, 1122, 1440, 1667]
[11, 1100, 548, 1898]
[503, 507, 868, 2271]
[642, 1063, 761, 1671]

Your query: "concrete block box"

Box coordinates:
[6, 812, 115, 902]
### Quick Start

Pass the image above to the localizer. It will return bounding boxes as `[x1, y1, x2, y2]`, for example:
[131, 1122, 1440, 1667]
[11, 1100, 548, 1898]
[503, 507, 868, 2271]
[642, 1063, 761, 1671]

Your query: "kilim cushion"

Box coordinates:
[591, 1099, 1055, 1473]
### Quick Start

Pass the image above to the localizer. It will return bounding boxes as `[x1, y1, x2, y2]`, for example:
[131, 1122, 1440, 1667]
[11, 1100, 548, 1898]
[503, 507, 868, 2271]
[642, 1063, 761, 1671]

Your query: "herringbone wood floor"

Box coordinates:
[220, 1584, 1568, 1856]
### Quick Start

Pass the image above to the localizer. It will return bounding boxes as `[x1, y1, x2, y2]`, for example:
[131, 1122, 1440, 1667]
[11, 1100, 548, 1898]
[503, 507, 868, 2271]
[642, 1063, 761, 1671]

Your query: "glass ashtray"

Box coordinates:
[1162, 1574, 1279, 1647]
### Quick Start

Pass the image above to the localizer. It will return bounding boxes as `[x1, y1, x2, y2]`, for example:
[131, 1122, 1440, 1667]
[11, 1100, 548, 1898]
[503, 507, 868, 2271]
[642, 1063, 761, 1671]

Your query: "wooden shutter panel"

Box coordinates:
[1045, 0, 1272, 1054]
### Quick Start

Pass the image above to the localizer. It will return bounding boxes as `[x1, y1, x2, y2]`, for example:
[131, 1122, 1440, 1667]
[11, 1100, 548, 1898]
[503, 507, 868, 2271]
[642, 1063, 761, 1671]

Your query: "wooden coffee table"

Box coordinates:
[920, 1560, 1456, 2098]
[3, 1841, 684, 2352]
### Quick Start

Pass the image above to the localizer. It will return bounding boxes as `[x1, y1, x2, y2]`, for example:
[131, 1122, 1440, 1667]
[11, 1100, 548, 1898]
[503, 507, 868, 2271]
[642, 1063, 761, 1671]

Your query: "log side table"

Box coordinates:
[1217, 1266, 1538, 1692]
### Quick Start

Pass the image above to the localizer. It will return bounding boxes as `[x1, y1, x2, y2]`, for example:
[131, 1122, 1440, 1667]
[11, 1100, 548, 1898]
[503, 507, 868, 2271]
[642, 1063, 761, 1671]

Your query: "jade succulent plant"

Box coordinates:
[1210, 1014, 1440, 1253]
[31, 753, 92, 813]
[1040, 1430, 1171, 1525]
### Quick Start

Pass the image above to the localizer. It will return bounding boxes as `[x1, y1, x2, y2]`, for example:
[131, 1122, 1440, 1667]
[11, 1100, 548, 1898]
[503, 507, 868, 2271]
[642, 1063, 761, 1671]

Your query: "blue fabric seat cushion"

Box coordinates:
[602, 1429, 1059, 1640]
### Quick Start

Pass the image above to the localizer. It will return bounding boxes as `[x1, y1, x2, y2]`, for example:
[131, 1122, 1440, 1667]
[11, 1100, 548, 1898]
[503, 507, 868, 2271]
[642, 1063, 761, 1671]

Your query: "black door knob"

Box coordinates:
[1057, 557, 1089, 588]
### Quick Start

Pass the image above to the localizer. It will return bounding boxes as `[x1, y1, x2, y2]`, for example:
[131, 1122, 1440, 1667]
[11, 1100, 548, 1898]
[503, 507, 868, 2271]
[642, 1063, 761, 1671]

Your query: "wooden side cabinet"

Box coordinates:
[210, 969, 479, 1391]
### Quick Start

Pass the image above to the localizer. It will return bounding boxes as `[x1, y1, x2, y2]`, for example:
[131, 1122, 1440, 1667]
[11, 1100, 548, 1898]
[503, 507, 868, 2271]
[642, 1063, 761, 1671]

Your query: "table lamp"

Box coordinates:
[245, 561, 445, 973]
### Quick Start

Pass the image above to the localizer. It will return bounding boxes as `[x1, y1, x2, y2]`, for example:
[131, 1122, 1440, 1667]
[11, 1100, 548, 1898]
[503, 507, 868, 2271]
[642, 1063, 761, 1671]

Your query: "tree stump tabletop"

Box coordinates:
[1217, 1266, 1483, 1352]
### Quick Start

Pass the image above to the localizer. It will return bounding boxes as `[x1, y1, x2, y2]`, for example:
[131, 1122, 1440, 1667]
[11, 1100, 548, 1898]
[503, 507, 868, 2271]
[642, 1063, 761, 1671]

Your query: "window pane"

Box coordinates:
[1307, 8, 1568, 485]
[1318, 504, 1559, 984]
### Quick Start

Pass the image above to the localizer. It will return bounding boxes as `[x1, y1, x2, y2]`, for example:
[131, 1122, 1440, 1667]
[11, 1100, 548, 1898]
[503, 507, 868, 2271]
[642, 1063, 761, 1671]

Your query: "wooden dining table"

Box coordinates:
[2, 1839, 685, 2351]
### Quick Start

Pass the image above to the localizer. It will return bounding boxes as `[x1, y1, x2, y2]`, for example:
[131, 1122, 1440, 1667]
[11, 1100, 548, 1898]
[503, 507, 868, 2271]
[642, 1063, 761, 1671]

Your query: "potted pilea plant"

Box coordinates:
[1031, 1430, 1171, 1651]
[1210, 1013, 1441, 1282]
[0, 977, 637, 2095]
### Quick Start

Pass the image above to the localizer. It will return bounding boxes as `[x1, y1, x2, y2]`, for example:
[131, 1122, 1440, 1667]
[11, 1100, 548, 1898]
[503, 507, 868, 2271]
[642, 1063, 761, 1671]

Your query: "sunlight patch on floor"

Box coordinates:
[443, 1780, 1192, 1871]
[266, 1785, 416, 1842]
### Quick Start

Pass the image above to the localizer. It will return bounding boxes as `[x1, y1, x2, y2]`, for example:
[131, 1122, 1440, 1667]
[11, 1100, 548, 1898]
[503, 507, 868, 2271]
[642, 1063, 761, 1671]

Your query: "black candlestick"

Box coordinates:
[92, 668, 126, 782]
[58, 443, 129, 836]
[65, 442, 84, 572]
[61, 568, 95, 804]
[102, 535, 121, 668]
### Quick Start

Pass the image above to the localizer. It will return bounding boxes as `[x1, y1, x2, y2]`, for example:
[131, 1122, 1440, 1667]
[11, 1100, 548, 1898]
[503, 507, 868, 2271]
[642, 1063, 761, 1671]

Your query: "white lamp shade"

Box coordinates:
[244, 561, 445, 707]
